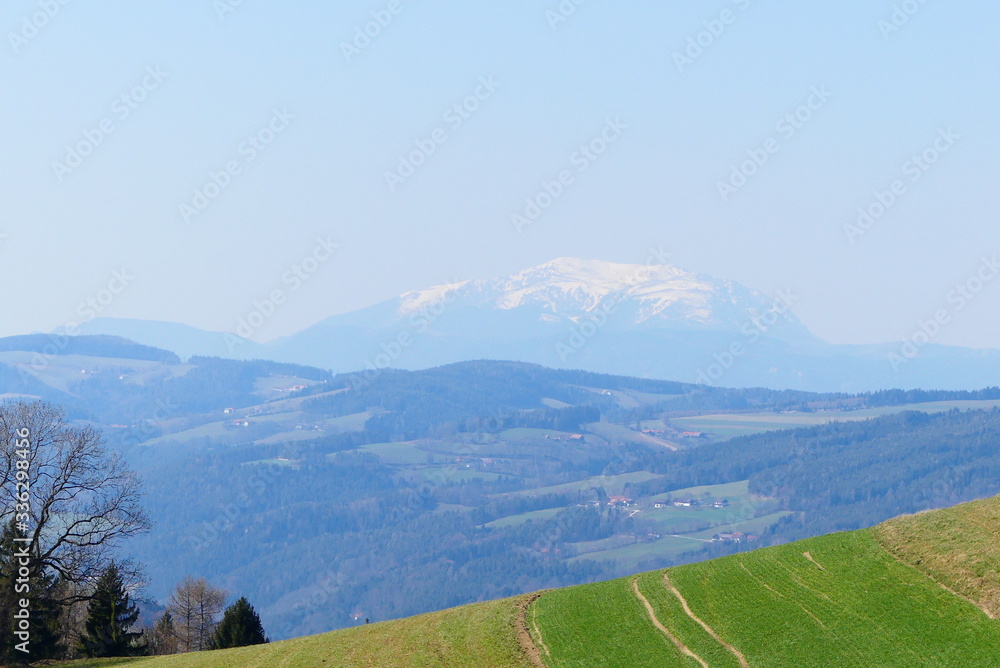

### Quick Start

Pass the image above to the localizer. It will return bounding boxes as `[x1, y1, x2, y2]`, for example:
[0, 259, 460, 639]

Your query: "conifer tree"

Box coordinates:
[0, 519, 62, 664]
[150, 611, 178, 655]
[77, 562, 146, 657]
[209, 597, 268, 650]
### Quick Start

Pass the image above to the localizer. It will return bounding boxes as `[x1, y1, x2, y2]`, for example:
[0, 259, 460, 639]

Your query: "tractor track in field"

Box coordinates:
[631, 578, 709, 668]
[663, 573, 750, 668]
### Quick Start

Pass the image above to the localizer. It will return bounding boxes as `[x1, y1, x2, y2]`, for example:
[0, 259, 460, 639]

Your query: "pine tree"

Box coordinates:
[77, 562, 146, 657]
[0, 520, 63, 664]
[150, 611, 178, 655]
[209, 597, 268, 650]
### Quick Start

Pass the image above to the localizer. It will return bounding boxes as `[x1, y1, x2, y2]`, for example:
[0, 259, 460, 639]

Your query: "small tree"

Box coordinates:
[0, 520, 62, 664]
[77, 562, 145, 657]
[167, 576, 227, 652]
[150, 611, 178, 655]
[209, 597, 268, 649]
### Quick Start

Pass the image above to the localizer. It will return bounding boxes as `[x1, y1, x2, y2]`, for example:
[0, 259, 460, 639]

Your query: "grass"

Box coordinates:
[499, 427, 577, 440]
[529, 577, 696, 667]
[361, 441, 435, 465]
[648, 480, 751, 504]
[0, 352, 169, 392]
[503, 471, 663, 498]
[662, 529, 1000, 667]
[568, 534, 706, 568]
[67, 595, 535, 668]
[671, 400, 1000, 440]
[634, 571, 743, 668]
[874, 494, 1000, 618]
[540, 525, 1000, 667]
[400, 466, 510, 485]
[486, 506, 564, 528]
[251, 375, 323, 397]
[582, 422, 679, 450]
[60, 495, 1000, 668]
[681, 511, 794, 540]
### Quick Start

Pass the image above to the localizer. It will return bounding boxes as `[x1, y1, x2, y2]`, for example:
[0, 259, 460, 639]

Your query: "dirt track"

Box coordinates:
[631, 578, 709, 668]
[663, 572, 750, 668]
[516, 592, 549, 668]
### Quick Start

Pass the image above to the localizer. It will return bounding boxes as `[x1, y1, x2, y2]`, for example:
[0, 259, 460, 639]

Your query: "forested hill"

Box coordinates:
[3, 336, 1000, 642]
[3, 335, 1000, 428]
[0, 333, 181, 363]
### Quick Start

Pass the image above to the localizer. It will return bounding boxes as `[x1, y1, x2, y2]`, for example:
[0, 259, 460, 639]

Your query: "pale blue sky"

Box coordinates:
[2, 0, 998, 348]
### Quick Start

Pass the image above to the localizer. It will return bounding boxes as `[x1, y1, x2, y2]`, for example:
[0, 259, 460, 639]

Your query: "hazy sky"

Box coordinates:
[2, 1, 998, 348]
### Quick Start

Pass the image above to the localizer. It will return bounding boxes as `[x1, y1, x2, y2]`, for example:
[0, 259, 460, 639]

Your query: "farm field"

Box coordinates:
[503, 471, 664, 498]
[682, 511, 794, 540]
[648, 479, 751, 503]
[568, 534, 707, 569]
[536, 497, 1000, 666]
[486, 506, 565, 528]
[575, 386, 683, 409]
[569, 510, 794, 571]
[668, 399, 1000, 440]
[360, 441, 434, 465]
[400, 466, 513, 485]
[583, 421, 680, 450]
[0, 351, 181, 392]
[142, 409, 374, 448]
[482, 477, 785, 568]
[529, 577, 691, 666]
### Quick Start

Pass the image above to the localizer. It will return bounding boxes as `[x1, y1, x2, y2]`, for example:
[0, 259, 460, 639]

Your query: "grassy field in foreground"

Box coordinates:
[67, 595, 534, 668]
[536, 527, 1000, 667]
[529, 577, 694, 666]
[64, 496, 1000, 668]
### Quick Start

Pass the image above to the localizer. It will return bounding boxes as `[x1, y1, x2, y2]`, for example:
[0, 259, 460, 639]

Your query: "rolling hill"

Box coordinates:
[68, 494, 1000, 667]
[4, 337, 1000, 641]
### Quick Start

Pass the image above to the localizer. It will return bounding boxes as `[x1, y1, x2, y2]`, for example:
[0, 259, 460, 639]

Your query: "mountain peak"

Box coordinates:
[395, 257, 805, 339]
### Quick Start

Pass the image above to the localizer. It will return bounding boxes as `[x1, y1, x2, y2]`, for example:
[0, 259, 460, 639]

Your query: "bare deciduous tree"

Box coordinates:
[166, 576, 227, 652]
[0, 400, 151, 606]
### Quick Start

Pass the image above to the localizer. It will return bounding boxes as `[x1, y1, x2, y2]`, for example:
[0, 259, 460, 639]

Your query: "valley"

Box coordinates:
[3, 334, 999, 643]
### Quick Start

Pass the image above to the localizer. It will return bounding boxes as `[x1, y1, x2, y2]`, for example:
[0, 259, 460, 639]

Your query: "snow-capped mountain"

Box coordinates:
[66, 258, 1000, 392]
[393, 257, 809, 340]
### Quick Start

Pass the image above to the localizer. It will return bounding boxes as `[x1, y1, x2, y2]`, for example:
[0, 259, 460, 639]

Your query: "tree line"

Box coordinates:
[0, 401, 266, 663]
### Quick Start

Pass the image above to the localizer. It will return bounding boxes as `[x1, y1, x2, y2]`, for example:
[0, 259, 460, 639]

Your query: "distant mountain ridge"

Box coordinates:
[61, 257, 1000, 392]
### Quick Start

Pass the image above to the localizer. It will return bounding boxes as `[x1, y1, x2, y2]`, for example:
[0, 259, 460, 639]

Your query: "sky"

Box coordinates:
[2, 0, 999, 349]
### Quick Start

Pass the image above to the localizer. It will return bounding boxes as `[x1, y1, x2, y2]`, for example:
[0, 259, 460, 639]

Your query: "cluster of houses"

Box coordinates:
[652, 498, 730, 509]
[543, 433, 585, 442]
[640, 428, 707, 439]
[294, 423, 324, 432]
[273, 383, 308, 393]
[712, 531, 760, 544]
[591, 496, 733, 510]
